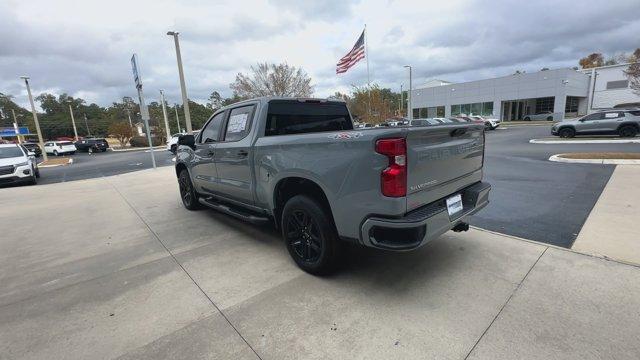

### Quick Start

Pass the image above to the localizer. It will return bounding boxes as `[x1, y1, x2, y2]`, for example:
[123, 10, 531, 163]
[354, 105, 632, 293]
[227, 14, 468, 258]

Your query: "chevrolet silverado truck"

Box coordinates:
[175, 97, 491, 274]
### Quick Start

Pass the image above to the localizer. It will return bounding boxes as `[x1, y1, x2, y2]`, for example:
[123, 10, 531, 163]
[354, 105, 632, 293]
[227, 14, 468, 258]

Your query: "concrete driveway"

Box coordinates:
[1, 168, 639, 359]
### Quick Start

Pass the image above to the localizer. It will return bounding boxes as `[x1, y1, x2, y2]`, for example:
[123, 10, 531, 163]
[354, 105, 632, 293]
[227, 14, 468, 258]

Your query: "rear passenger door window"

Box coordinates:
[223, 106, 254, 142]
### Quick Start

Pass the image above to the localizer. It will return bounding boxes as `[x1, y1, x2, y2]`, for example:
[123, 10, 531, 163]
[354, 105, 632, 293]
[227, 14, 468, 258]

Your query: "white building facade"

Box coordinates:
[410, 64, 639, 121]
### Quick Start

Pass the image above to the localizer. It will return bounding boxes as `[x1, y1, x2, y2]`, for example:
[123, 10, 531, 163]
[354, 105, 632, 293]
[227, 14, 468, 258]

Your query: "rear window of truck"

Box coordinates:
[265, 100, 353, 136]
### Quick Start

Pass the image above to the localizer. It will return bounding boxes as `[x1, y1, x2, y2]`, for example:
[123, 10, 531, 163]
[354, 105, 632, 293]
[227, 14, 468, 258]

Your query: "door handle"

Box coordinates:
[237, 150, 248, 157]
[207, 150, 215, 157]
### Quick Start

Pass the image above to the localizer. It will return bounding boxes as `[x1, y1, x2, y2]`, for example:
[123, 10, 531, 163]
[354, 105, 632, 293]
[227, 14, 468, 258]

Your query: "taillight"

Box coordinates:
[375, 138, 407, 197]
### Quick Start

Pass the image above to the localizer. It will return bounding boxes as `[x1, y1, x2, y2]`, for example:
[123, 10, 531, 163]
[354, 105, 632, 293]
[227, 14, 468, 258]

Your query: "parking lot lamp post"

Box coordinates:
[399, 83, 403, 116]
[20, 76, 47, 161]
[167, 31, 192, 134]
[159, 90, 171, 141]
[11, 109, 23, 144]
[404, 65, 412, 121]
[66, 101, 79, 141]
[174, 105, 182, 133]
[83, 113, 91, 137]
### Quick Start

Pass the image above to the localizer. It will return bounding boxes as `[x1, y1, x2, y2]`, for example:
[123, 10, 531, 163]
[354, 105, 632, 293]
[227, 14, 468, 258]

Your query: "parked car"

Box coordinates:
[167, 133, 184, 154]
[22, 142, 42, 157]
[0, 144, 39, 186]
[44, 141, 76, 156]
[175, 97, 490, 274]
[523, 111, 555, 121]
[75, 138, 109, 153]
[470, 116, 501, 130]
[551, 109, 640, 138]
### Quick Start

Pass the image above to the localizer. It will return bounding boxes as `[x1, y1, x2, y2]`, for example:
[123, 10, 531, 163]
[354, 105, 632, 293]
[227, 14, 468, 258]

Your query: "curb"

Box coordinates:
[548, 154, 640, 165]
[110, 146, 166, 152]
[38, 158, 73, 168]
[530, 138, 640, 144]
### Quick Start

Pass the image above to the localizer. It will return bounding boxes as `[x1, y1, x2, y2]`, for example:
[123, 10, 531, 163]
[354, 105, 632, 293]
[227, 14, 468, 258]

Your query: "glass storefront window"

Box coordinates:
[419, 108, 428, 118]
[471, 103, 482, 116]
[413, 108, 420, 118]
[437, 106, 445, 117]
[461, 104, 471, 115]
[482, 102, 493, 116]
[451, 105, 461, 116]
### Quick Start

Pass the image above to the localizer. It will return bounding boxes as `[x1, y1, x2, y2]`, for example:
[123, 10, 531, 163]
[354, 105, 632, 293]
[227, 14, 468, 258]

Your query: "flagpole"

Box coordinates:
[364, 24, 371, 121]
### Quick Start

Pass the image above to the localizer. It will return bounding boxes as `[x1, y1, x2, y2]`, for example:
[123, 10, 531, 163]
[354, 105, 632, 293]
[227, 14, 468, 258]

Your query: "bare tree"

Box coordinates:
[623, 48, 640, 95]
[230, 63, 313, 98]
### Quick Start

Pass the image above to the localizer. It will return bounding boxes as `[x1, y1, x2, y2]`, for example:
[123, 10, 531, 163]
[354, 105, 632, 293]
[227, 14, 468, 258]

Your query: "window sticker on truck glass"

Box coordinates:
[227, 113, 248, 133]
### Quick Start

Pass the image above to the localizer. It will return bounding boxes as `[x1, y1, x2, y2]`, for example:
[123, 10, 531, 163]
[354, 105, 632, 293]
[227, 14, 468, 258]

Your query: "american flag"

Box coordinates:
[336, 30, 365, 74]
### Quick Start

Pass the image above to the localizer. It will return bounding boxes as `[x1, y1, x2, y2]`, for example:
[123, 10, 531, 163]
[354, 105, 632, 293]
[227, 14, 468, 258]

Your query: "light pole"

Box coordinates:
[20, 76, 47, 161]
[404, 65, 412, 120]
[159, 90, 171, 141]
[11, 109, 23, 144]
[399, 83, 403, 116]
[167, 31, 192, 134]
[83, 113, 91, 136]
[126, 108, 133, 127]
[174, 104, 181, 133]
[66, 101, 79, 141]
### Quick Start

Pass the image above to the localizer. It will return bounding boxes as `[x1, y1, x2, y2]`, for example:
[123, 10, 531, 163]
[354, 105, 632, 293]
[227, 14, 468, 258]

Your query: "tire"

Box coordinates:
[53, 150, 58, 156]
[281, 195, 341, 275]
[559, 127, 575, 138]
[28, 174, 37, 185]
[35, 167, 40, 178]
[170, 144, 177, 154]
[523, 117, 531, 121]
[178, 169, 203, 210]
[546, 116, 553, 121]
[484, 122, 491, 131]
[618, 125, 638, 138]
[70, 152, 75, 155]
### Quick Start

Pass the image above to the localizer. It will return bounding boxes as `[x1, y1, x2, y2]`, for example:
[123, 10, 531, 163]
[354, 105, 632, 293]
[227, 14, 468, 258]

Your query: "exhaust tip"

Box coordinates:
[452, 222, 469, 232]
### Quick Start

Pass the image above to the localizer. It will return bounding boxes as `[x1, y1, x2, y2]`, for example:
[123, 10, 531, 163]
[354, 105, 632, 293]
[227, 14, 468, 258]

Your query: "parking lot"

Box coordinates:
[2, 165, 640, 359]
[28, 125, 640, 248]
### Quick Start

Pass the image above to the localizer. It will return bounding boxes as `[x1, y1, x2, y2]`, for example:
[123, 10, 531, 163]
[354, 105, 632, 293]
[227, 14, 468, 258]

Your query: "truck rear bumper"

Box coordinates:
[359, 181, 491, 250]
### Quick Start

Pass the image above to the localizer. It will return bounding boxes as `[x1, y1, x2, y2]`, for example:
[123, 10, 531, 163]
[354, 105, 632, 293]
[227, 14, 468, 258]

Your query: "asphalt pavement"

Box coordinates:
[471, 125, 640, 247]
[37, 148, 174, 185]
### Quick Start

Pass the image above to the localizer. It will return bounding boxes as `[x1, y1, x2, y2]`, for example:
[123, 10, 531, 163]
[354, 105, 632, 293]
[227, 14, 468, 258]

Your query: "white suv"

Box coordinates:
[44, 141, 77, 156]
[0, 144, 40, 186]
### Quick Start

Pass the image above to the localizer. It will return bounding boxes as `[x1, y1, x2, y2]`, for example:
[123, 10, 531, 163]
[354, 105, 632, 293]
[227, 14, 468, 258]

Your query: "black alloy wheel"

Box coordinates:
[619, 125, 638, 138]
[282, 195, 340, 275]
[178, 169, 202, 210]
[285, 209, 323, 263]
[559, 127, 575, 138]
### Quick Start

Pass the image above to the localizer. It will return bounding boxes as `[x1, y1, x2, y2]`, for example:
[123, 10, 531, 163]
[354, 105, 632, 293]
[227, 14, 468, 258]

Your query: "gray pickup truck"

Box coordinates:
[175, 97, 490, 274]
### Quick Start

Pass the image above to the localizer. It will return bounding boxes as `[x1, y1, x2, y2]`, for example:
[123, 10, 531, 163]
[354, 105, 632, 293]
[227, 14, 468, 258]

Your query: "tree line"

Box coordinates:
[2, 50, 638, 140]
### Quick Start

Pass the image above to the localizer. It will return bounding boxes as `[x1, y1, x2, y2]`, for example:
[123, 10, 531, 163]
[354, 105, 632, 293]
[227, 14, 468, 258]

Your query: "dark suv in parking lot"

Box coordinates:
[22, 142, 42, 157]
[75, 138, 109, 153]
[552, 109, 640, 138]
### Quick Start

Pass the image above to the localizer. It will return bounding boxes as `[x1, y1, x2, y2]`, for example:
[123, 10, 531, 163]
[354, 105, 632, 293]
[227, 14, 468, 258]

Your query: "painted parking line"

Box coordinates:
[531, 138, 640, 144]
[548, 154, 640, 165]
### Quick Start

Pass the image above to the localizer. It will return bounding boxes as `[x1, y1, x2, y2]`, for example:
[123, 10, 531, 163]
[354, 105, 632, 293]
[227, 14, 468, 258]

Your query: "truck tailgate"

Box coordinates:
[405, 125, 484, 212]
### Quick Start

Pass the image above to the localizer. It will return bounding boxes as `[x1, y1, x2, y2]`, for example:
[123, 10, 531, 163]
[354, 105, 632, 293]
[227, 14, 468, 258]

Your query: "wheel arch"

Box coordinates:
[617, 122, 640, 131]
[272, 176, 335, 230]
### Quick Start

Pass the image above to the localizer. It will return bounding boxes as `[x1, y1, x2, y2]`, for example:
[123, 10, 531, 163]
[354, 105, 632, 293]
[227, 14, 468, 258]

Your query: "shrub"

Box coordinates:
[129, 135, 162, 147]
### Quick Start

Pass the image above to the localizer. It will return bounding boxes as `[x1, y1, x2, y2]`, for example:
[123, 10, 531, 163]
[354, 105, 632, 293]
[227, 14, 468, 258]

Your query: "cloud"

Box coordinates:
[0, 0, 639, 110]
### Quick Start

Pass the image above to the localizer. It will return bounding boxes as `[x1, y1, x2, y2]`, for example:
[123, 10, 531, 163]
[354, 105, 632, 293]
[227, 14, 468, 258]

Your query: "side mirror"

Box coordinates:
[27, 151, 36, 157]
[178, 134, 195, 149]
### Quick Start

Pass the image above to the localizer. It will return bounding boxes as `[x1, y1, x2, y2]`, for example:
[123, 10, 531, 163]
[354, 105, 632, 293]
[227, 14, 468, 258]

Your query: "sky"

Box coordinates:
[1, 0, 639, 109]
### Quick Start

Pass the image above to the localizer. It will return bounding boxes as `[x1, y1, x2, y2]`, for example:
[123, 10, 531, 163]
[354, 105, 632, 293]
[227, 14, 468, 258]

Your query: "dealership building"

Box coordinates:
[409, 63, 640, 121]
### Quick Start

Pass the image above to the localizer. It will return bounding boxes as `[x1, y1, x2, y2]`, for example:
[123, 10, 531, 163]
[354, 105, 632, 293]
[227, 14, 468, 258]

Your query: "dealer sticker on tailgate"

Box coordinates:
[446, 194, 463, 216]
